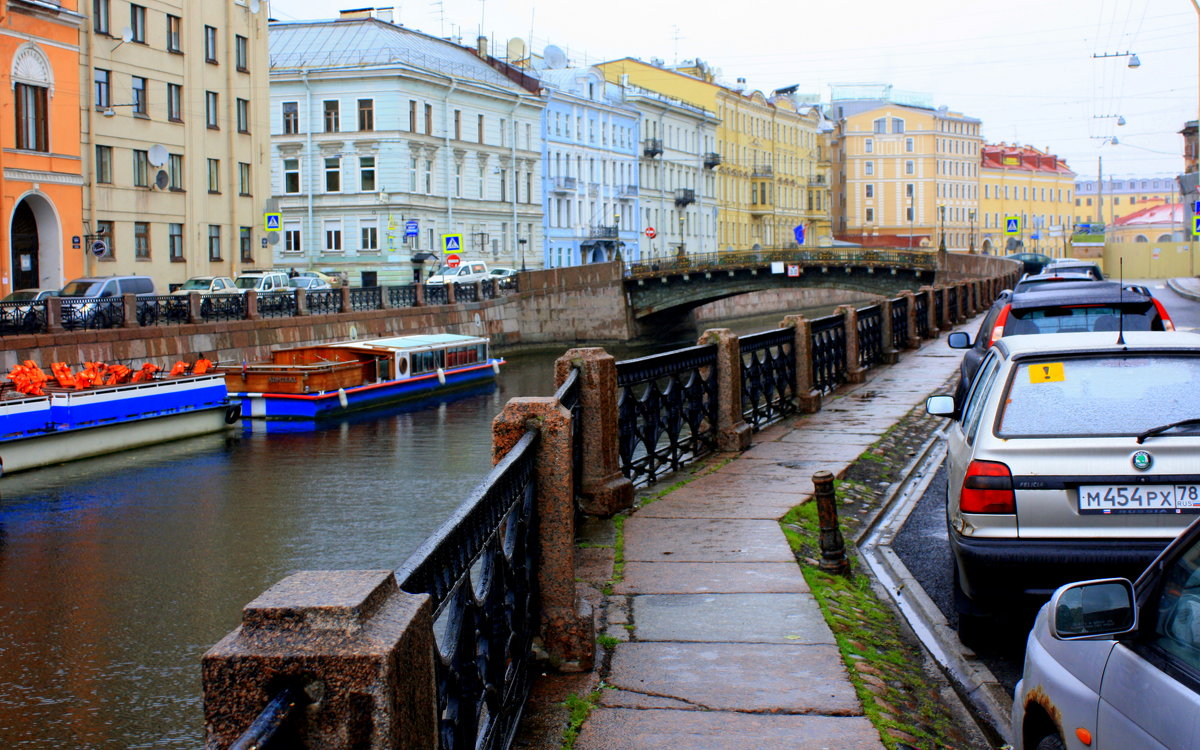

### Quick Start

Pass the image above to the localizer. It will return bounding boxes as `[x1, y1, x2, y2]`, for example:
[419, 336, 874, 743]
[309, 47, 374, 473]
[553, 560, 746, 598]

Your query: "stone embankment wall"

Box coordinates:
[936, 250, 1020, 282]
[691, 287, 876, 324]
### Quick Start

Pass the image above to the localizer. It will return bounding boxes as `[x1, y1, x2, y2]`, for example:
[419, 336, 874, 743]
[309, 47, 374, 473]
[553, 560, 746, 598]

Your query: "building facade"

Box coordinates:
[978, 144, 1075, 256]
[269, 13, 545, 286]
[1073, 175, 1178, 227]
[538, 64, 639, 267]
[1, 0, 85, 295]
[81, 0, 271, 287]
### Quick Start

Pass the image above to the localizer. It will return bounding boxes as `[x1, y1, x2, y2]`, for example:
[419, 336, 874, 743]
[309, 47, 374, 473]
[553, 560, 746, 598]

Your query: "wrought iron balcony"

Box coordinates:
[549, 176, 577, 193]
[703, 152, 721, 169]
[752, 164, 774, 178]
[674, 188, 695, 207]
[590, 225, 619, 239]
[643, 138, 663, 158]
[808, 175, 827, 186]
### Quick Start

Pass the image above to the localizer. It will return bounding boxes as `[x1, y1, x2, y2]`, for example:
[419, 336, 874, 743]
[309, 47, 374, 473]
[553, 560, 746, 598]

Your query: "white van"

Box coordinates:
[233, 271, 291, 293]
[425, 261, 490, 286]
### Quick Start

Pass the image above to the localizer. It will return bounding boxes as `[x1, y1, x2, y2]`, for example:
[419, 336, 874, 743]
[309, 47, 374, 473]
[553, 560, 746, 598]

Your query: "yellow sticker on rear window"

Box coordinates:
[1029, 362, 1065, 383]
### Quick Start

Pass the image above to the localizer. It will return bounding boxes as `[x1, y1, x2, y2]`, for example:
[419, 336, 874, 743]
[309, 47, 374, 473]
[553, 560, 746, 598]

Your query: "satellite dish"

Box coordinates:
[91, 239, 110, 258]
[507, 37, 527, 62]
[147, 144, 168, 166]
[120, 26, 134, 43]
[248, 0, 260, 12]
[154, 170, 169, 189]
[543, 44, 567, 69]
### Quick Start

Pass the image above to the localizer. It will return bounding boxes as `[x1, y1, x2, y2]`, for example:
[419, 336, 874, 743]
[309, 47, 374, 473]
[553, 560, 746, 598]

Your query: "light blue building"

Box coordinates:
[537, 55, 640, 267]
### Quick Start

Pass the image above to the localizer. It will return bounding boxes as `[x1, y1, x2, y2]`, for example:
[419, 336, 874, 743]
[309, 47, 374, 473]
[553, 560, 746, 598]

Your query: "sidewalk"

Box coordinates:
[1166, 275, 1200, 302]
[568, 330, 973, 749]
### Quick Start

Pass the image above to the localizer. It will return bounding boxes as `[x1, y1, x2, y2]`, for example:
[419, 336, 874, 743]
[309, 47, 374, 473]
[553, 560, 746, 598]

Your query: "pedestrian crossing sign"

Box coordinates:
[1193, 215, 1200, 236]
[441, 233, 462, 254]
[264, 213, 281, 232]
[1004, 216, 1020, 235]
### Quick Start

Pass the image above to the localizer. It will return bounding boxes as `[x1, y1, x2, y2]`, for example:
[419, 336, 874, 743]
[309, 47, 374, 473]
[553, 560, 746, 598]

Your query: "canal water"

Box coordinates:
[0, 307, 844, 748]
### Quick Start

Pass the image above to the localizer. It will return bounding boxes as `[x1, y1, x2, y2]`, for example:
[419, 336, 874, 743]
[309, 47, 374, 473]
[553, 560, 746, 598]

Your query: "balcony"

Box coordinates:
[589, 225, 618, 239]
[749, 196, 773, 216]
[808, 175, 827, 186]
[548, 176, 577, 193]
[703, 152, 721, 169]
[752, 164, 774, 179]
[618, 184, 638, 199]
[674, 188, 695, 207]
[643, 138, 663, 158]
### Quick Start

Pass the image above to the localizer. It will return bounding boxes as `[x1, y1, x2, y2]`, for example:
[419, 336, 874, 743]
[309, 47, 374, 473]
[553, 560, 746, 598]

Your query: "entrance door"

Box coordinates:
[11, 201, 38, 290]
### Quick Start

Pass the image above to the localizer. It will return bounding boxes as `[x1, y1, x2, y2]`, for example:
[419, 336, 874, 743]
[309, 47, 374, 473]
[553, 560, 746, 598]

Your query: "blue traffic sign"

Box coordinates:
[1193, 215, 1200, 236]
[793, 224, 805, 245]
[441, 233, 462, 254]
[405, 219, 419, 238]
[1004, 216, 1021, 235]
[264, 213, 282, 231]
[1193, 200, 1199, 215]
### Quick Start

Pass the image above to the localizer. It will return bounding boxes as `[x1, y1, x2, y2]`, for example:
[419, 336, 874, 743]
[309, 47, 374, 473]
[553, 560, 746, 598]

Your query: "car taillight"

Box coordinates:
[1152, 298, 1175, 331]
[988, 305, 1011, 346]
[961, 460, 1015, 513]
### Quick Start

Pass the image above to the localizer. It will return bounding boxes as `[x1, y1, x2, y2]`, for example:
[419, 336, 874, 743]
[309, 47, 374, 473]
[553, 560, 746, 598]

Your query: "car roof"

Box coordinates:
[1008, 281, 1152, 310]
[995, 330, 1200, 358]
[1018, 272, 1093, 283]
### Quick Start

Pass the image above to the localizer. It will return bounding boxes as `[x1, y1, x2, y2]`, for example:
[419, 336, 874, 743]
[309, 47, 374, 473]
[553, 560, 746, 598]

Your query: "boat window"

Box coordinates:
[445, 346, 482, 368]
[397, 355, 408, 375]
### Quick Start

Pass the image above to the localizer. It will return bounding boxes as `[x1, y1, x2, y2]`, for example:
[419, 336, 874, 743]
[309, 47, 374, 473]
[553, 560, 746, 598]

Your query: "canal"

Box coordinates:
[0, 305, 848, 748]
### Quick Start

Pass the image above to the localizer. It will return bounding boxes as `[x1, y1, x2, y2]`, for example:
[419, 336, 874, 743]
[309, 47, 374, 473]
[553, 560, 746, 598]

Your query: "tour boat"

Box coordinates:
[219, 333, 504, 422]
[0, 372, 235, 476]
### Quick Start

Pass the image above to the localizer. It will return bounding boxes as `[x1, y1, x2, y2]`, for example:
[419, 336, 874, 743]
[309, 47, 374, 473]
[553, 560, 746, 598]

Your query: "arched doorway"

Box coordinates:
[8, 194, 61, 291]
[11, 201, 38, 289]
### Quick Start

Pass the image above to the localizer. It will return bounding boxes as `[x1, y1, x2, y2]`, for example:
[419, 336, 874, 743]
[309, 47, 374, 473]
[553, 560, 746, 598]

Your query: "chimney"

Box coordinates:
[734, 77, 746, 93]
[477, 35, 488, 58]
[339, 7, 374, 20]
[375, 6, 393, 23]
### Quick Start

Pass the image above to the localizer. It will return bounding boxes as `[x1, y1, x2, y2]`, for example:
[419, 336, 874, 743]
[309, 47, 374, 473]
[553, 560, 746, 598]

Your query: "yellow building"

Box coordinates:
[597, 58, 830, 250]
[978, 144, 1076, 256]
[1073, 176, 1178, 227]
[830, 91, 981, 251]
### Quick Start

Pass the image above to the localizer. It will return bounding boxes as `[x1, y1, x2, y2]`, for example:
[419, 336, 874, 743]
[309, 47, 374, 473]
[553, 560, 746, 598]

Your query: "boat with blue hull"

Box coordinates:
[0, 374, 235, 476]
[220, 333, 503, 423]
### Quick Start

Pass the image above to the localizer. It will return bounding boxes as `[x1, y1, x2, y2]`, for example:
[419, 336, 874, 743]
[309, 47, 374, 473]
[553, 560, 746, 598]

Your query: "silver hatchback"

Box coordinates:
[927, 332, 1200, 636]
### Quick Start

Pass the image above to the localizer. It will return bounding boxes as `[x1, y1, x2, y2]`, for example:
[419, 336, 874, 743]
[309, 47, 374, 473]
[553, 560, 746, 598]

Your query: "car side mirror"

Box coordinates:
[1049, 578, 1137, 640]
[947, 331, 971, 349]
[925, 395, 956, 418]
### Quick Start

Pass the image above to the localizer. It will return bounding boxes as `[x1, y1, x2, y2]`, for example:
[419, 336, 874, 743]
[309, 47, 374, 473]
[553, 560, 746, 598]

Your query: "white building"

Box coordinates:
[268, 10, 545, 286]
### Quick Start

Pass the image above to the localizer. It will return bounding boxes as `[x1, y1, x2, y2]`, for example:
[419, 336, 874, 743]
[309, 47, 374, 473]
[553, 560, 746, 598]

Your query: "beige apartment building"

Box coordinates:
[80, 0, 270, 287]
[978, 144, 1075, 256]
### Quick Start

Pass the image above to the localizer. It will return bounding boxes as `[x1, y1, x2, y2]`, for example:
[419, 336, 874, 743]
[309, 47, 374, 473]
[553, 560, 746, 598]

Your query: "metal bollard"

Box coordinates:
[813, 470, 849, 575]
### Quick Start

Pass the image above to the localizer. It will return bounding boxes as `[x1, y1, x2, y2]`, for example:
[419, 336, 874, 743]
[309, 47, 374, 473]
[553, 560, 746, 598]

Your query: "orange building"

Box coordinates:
[0, 0, 84, 295]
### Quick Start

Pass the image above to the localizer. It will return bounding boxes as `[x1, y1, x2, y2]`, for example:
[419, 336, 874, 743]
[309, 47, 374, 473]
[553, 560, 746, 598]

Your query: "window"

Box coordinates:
[906, 137, 914, 152]
[865, 207, 875, 222]
[96, 220, 114, 261]
[324, 220, 342, 251]
[133, 149, 150, 186]
[208, 225, 222, 260]
[865, 184, 874, 198]
[359, 156, 375, 192]
[361, 225, 378, 251]
[236, 98, 249, 133]
[906, 207, 914, 221]
[454, 109, 461, 140]
[168, 223, 183, 261]
[284, 224, 302, 252]
[134, 222, 150, 259]
[95, 145, 112, 183]
[873, 117, 886, 134]
[205, 91, 219, 128]
[207, 158, 220, 192]
[905, 183, 914, 198]
[168, 153, 183, 189]
[94, 0, 109, 34]
[166, 14, 181, 52]
[864, 139, 873, 153]
[424, 159, 433, 194]
[204, 25, 218, 63]
[238, 162, 251, 195]
[424, 103, 432, 134]
[864, 161, 874, 176]
[94, 68, 111, 108]
[240, 227, 252, 263]
[905, 160, 915, 175]
[15, 84, 48, 152]
[357, 99, 373, 131]
[283, 158, 300, 193]
[408, 100, 417, 131]
[132, 76, 147, 115]
[324, 157, 341, 192]
[130, 4, 146, 43]
[478, 114, 485, 143]
[323, 100, 339, 132]
[282, 102, 298, 134]
[235, 35, 248, 72]
[892, 118, 905, 134]
[167, 83, 182, 121]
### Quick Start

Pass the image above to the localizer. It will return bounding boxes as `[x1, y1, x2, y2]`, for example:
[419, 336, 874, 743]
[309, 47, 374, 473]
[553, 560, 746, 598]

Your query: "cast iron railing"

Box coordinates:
[425, 285, 449, 306]
[388, 285, 417, 308]
[201, 294, 246, 322]
[890, 296, 911, 350]
[624, 248, 938, 279]
[554, 367, 583, 497]
[227, 683, 307, 750]
[455, 282, 479, 303]
[397, 431, 540, 750]
[810, 313, 847, 394]
[615, 345, 719, 487]
[856, 305, 884, 370]
[947, 287, 958, 323]
[914, 294, 931, 340]
[257, 292, 297, 319]
[349, 286, 382, 311]
[305, 289, 340, 316]
[60, 297, 124, 330]
[0, 299, 47, 335]
[134, 295, 191, 327]
[739, 327, 796, 430]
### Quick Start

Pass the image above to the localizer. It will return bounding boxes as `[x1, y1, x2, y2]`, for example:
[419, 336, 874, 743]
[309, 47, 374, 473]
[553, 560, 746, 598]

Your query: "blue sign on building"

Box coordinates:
[405, 219, 419, 238]
[793, 224, 805, 245]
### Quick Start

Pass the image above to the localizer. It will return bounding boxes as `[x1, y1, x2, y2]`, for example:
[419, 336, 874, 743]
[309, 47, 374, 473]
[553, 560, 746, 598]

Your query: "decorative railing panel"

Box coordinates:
[425, 285, 449, 306]
[0, 299, 47, 335]
[305, 289, 340, 316]
[134, 295, 191, 327]
[496, 276, 519, 294]
[349, 286, 382, 311]
[60, 297, 124, 330]
[388, 285, 418, 308]
[257, 293, 297, 319]
[914, 294, 931, 340]
[810, 314, 847, 394]
[480, 280, 498, 300]
[454, 282, 479, 304]
[397, 432, 539, 750]
[739, 328, 796, 430]
[615, 345, 719, 487]
[200, 294, 246, 322]
[624, 248, 939, 279]
[890, 297, 911, 350]
[856, 305, 884, 370]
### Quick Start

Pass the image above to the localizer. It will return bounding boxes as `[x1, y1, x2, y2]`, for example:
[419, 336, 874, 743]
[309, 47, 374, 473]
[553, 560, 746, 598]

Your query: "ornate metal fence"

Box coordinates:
[257, 293, 297, 319]
[739, 328, 796, 430]
[134, 296, 191, 327]
[809, 314, 847, 394]
[856, 305, 884, 369]
[425, 285, 449, 306]
[890, 297, 911, 349]
[0, 299, 47, 336]
[349, 286, 382, 311]
[397, 431, 540, 750]
[615, 345, 719, 487]
[200, 294, 246, 322]
[60, 297, 124, 330]
[305, 289, 340, 316]
[388, 285, 418, 308]
[914, 294, 931, 340]
[454, 282, 479, 303]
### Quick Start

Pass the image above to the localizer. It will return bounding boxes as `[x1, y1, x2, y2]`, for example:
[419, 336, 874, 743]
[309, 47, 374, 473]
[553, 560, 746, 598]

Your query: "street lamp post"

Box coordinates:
[938, 205, 947, 251]
[968, 210, 976, 254]
[518, 238, 527, 271]
[678, 214, 686, 256]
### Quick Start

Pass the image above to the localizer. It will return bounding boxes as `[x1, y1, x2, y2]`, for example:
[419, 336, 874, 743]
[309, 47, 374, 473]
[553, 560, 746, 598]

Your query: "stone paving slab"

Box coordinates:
[633, 593, 834, 644]
[615, 561, 809, 595]
[634, 491, 802, 519]
[576, 709, 885, 750]
[623, 518, 795, 562]
[715, 458, 847, 479]
[603, 642, 861, 714]
[739, 439, 869, 463]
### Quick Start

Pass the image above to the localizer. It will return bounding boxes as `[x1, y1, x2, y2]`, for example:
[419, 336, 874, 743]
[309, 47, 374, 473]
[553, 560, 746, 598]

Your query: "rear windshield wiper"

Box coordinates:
[1136, 418, 1200, 444]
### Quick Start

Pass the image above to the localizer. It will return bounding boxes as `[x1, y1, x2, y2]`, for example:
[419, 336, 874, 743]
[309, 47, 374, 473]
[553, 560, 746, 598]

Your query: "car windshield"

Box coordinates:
[3, 291, 38, 302]
[59, 281, 104, 297]
[234, 277, 261, 289]
[1005, 304, 1161, 335]
[998, 355, 1200, 437]
[180, 279, 212, 290]
[431, 265, 455, 276]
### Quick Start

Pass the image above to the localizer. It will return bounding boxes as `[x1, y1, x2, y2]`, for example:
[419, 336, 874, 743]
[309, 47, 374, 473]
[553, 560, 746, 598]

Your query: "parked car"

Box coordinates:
[233, 271, 291, 294]
[1042, 259, 1105, 281]
[289, 276, 332, 291]
[927, 331, 1200, 643]
[2, 288, 58, 303]
[0, 288, 57, 333]
[425, 261, 491, 286]
[489, 267, 518, 278]
[58, 275, 155, 329]
[170, 276, 238, 295]
[295, 270, 340, 288]
[950, 280, 1175, 402]
[1012, 516, 1200, 750]
[1006, 252, 1053, 275]
[1011, 271, 1095, 293]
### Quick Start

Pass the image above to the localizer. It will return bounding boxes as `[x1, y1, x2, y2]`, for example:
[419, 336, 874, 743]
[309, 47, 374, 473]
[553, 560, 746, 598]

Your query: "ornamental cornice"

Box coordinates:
[5, 167, 83, 185]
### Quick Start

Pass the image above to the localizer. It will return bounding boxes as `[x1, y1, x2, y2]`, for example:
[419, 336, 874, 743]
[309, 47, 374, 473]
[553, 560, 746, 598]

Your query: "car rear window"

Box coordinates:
[1004, 304, 1162, 335]
[997, 355, 1200, 437]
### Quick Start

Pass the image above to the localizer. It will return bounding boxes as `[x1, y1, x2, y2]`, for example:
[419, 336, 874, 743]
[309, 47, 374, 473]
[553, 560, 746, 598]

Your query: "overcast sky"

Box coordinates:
[267, 0, 1198, 183]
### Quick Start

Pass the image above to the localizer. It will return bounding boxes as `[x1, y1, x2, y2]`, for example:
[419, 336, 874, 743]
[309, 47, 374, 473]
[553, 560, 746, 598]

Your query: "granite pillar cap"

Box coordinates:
[241, 569, 398, 633]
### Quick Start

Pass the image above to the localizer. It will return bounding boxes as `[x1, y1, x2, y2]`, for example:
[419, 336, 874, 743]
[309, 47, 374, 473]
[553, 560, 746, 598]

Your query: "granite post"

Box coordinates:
[492, 397, 595, 672]
[697, 328, 752, 451]
[338, 286, 351, 313]
[878, 298, 899, 364]
[121, 293, 138, 328]
[45, 295, 63, 332]
[187, 291, 202, 324]
[244, 289, 260, 320]
[782, 314, 822, 413]
[836, 306, 865, 384]
[919, 286, 938, 339]
[900, 290, 919, 349]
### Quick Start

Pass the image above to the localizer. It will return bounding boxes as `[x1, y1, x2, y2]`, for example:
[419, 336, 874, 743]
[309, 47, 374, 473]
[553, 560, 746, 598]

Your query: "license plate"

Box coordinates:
[1078, 484, 1200, 515]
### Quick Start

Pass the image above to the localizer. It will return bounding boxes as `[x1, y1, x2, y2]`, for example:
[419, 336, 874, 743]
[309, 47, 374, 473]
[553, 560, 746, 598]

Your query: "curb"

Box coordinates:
[1166, 277, 1200, 303]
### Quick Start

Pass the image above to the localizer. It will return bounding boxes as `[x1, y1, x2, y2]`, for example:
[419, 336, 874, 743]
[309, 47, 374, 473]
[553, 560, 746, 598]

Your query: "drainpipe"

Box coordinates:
[443, 80, 458, 238]
[224, 1, 238, 276]
[511, 97, 521, 267]
[302, 70, 314, 272]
